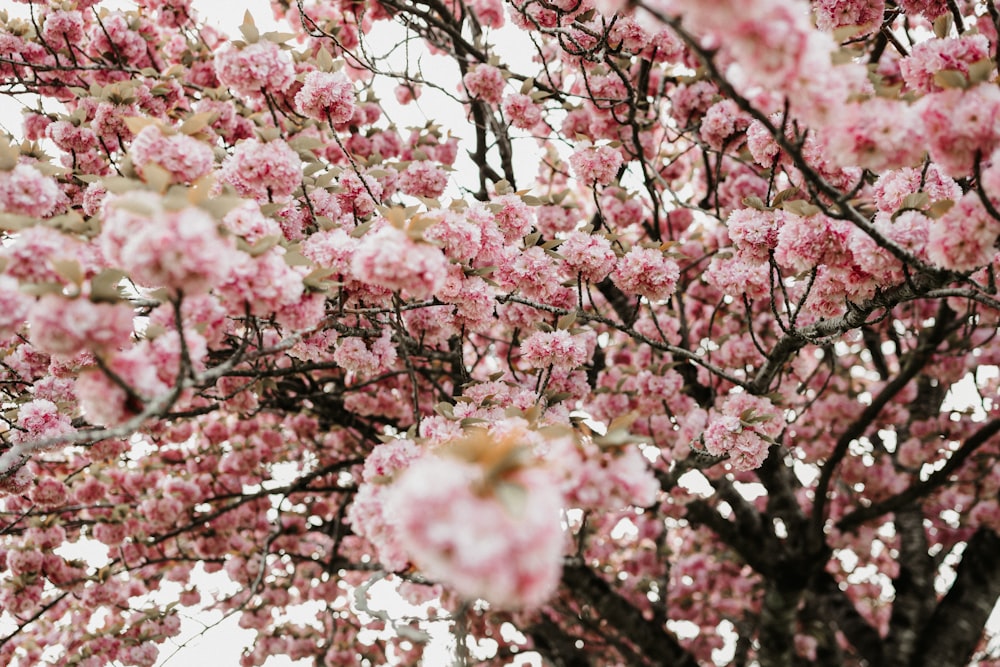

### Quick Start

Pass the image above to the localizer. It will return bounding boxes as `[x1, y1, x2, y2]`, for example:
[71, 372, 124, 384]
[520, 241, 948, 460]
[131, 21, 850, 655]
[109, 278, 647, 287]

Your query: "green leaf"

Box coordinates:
[302, 267, 340, 292]
[781, 200, 822, 217]
[142, 163, 171, 192]
[20, 282, 64, 297]
[178, 112, 217, 136]
[240, 11, 259, 43]
[933, 12, 953, 39]
[933, 69, 968, 90]
[316, 47, 334, 72]
[51, 260, 83, 285]
[493, 481, 528, 517]
[89, 269, 126, 303]
[0, 138, 19, 171]
[0, 213, 34, 231]
[968, 58, 995, 85]
[899, 192, 930, 212]
[350, 218, 376, 238]
[926, 199, 955, 219]
[433, 401, 455, 419]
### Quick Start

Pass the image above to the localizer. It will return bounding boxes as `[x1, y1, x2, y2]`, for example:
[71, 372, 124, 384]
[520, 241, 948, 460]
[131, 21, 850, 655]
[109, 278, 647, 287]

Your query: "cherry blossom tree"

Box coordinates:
[2, 0, 1000, 664]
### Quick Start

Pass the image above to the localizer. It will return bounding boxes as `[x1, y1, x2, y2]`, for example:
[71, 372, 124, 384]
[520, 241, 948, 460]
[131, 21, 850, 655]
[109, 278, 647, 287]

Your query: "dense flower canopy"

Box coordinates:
[2, 0, 1000, 665]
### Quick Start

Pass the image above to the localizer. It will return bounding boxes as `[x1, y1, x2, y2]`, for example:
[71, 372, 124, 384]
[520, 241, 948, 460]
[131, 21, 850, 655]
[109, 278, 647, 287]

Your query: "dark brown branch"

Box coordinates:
[912, 528, 1000, 667]
[562, 563, 699, 667]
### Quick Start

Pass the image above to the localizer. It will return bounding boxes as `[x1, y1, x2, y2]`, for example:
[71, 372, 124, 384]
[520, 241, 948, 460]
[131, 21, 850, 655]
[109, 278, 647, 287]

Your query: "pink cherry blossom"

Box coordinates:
[129, 125, 214, 184]
[385, 455, 565, 609]
[463, 64, 505, 105]
[0, 164, 65, 218]
[219, 139, 302, 203]
[559, 231, 617, 283]
[612, 246, 680, 302]
[570, 144, 623, 186]
[215, 40, 295, 97]
[101, 194, 240, 294]
[27, 295, 134, 357]
[350, 225, 448, 299]
[520, 329, 590, 370]
[927, 193, 999, 271]
[294, 70, 356, 123]
[502, 93, 542, 129]
[398, 160, 448, 198]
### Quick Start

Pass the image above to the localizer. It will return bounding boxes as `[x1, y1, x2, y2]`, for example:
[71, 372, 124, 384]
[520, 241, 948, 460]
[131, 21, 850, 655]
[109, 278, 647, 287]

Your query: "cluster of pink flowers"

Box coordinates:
[502, 93, 542, 129]
[570, 144, 623, 186]
[897, 0, 948, 18]
[11, 399, 73, 446]
[825, 97, 924, 172]
[294, 70, 357, 123]
[217, 248, 313, 325]
[101, 193, 240, 294]
[559, 231, 617, 283]
[491, 194, 534, 241]
[332, 330, 397, 376]
[462, 64, 505, 105]
[398, 161, 448, 198]
[703, 393, 783, 471]
[519, 329, 590, 370]
[346, 437, 425, 571]
[0, 164, 65, 218]
[219, 139, 302, 203]
[871, 165, 959, 213]
[469, 0, 505, 28]
[27, 295, 134, 357]
[75, 347, 169, 426]
[612, 246, 680, 302]
[917, 84, 1000, 176]
[41, 10, 86, 45]
[2, 226, 90, 286]
[900, 35, 991, 93]
[385, 455, 564, 609]
[813, 0, 885, 34]
[927, 193, 999, 272]
[423, 211, 482, 261]
[129, 125, 214, 184]
[215, 40, 295, 97]
[350, 225, 449, 299]
[86, 12, 147, 64]
[699, 99, 750, 151]
[548, 435, 660, 511]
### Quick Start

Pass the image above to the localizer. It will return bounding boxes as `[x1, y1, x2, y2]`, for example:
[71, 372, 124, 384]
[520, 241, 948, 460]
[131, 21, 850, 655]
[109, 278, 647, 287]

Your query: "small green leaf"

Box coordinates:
[90, 269, 126, 303]
[933, 69, 968, 90]
[178, 112, 217, 136]
[933, 12, 953, 39]
[781, 200, 822, 217]
[240, 11, 259, 43]
[434, 401, 455, 419]
[926, 199, 955, 219]
[51, 260, 83, 285]
[968, 58, 995, 85]
[557, 311, 577, 330]
[899, 192, 930, 212]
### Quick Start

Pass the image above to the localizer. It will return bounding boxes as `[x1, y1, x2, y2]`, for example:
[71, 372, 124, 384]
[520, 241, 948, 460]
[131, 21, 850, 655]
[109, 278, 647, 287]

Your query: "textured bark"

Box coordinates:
[811, 571, 885, 666]
[912, 528, 1000, 667]
[758, 581, 803, 667]
[562, 564, 699, 667]
[527, 614, 593, 667]
[884, 508, 936, 667]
